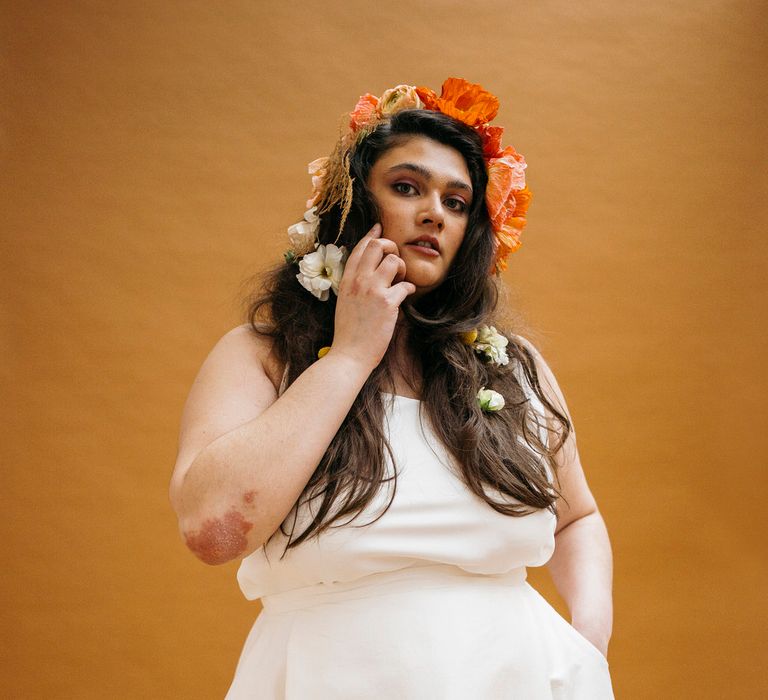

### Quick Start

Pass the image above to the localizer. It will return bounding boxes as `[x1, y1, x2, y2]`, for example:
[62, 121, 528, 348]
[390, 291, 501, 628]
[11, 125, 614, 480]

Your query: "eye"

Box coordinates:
[445, 197, 468, 213]
[392, 182, 417, 196]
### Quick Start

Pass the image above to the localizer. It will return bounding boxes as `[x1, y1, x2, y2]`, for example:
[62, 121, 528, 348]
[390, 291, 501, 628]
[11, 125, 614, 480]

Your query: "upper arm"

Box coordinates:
[514, 335, 599, 534]
[169, 324, 280, 511]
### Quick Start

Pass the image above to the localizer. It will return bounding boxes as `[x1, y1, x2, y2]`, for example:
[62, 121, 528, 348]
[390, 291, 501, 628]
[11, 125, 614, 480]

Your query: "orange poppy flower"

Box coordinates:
[486, 161, 518, 228]
[488, 185, 531, 273]
[493, 221, 524, 273]
[416, 78, 499, 128]
[512, 185, 532, 218]
[476, 124, 505, 159]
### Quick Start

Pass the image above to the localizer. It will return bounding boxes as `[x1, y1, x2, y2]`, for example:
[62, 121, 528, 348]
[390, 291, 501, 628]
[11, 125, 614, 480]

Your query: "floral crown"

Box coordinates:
[287, 77, 532, 280]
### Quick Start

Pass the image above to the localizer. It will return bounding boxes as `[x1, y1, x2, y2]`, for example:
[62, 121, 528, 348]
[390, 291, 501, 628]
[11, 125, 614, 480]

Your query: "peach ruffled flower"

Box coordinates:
[287, 207, 320, 256]
[349, 93, 379, 132]
[486, 147, 527, 229]
[485, 144, 529, 272]
[416, 78, 499, 128]
[489, 185, 532, 272]
[306, 157, 329, 208]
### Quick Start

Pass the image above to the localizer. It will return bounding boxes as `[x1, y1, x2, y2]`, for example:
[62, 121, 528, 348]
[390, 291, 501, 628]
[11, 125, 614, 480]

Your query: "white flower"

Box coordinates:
[473, 325, 509, 366]
[287, 207, 320, 255]
[296, 243, 348, 301]
[477, 387, 505, 412]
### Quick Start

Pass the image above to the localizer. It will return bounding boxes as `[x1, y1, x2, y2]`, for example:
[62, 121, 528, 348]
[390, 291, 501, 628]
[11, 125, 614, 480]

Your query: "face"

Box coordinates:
[366, 136, 473, 297]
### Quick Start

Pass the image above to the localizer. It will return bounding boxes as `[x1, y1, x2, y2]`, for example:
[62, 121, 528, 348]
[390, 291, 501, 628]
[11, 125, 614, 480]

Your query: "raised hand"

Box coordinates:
[330, 223, 416, 371]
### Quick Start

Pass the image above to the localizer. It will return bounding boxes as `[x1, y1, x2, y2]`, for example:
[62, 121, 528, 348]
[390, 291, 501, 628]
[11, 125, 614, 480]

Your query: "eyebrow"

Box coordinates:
[385, 162, 473, 195]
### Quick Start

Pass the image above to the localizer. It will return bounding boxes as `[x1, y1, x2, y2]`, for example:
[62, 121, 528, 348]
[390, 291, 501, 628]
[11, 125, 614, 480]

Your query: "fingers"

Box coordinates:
[369, 222, 382, 238]
[342, 223, 402, 283]
[376, 253, 407, 285]
[357, 236, 400, 276]
[341, 223, 383, 280]
[386, 280, 417, 307]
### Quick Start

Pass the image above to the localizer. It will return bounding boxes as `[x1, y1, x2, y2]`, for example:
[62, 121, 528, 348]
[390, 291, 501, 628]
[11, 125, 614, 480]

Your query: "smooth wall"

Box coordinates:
[2, 1, 766, 697]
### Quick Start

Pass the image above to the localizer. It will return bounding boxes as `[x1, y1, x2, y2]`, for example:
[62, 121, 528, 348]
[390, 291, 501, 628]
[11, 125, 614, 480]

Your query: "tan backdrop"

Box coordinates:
[2, 1, 766, 697]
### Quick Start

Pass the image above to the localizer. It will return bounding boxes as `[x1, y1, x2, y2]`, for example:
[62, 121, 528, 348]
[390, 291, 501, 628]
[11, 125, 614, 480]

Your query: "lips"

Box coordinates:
[407, 235, 440, 252]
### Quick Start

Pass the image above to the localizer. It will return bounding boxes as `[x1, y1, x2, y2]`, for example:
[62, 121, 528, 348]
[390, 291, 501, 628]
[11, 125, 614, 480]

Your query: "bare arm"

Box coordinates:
[547, 512, 613, 656]
[517, 336, 614, 657]
[170, 223, 416, 565]
[170, 334, 372, 565]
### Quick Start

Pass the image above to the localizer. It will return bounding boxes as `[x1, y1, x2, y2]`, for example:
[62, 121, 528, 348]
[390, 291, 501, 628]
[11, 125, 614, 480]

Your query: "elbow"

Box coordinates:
[170, 470, 270, 565]
[178, 507, 258, 566]
[169, 464, 251, 565]
[554, 507, 600, 537]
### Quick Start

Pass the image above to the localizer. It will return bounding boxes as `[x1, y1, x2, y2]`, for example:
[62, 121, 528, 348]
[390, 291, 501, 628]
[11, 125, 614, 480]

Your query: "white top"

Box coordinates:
[227, 363, 614, 698]
[237, 361, 556, 600]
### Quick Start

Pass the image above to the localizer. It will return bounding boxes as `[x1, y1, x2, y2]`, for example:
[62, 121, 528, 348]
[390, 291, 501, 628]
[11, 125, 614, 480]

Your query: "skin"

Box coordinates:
[184, 508, 254, 565]
[170, 133, 612, 657]
[519, 335, 613, 659]
[366, 135, 472, 297]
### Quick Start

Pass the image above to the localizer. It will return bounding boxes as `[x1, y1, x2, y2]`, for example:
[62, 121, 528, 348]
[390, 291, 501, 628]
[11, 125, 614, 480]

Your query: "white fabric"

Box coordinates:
[227, 383, 614, 699]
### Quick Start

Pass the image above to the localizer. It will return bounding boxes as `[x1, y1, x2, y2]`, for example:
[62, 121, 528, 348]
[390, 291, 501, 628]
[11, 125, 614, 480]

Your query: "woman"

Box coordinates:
[170, 79, 614, 698]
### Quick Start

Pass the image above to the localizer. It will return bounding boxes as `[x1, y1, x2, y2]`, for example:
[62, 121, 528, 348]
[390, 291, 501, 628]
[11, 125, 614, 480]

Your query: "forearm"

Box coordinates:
[176, 349, 371, 563]
[547, 510, 614, 651]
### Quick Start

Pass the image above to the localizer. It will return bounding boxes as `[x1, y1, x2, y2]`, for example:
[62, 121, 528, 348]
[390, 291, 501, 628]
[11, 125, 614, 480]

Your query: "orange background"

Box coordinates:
[2, 2, 766, 697]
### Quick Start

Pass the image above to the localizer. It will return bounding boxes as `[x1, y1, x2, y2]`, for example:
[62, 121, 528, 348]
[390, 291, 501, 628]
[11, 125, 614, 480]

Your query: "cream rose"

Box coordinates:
[296, 243, 348, 301]
[477, 387, 505, 412]
[472, 325, 510, 366]
[378, 84, 424, 116]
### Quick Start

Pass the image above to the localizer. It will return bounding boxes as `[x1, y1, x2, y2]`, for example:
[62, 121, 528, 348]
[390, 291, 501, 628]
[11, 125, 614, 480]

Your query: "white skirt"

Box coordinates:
[226, 564, 613, 699]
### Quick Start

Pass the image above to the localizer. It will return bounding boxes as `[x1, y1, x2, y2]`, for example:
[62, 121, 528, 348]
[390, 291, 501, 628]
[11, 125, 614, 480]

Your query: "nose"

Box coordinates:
[420, 194, 445, 231]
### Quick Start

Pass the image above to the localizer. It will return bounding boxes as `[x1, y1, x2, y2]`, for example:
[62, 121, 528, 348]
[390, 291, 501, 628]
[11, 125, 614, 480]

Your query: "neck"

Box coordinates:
[385, 313, 421, 394]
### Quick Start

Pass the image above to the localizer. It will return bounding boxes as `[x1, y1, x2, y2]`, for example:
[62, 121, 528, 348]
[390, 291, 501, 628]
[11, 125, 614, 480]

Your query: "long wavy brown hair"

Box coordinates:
[242, 110, 571, 558]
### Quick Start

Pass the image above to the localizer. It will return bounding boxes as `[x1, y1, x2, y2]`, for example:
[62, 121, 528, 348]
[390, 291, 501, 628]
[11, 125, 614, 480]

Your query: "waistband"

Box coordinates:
[260, 564, 528, 614]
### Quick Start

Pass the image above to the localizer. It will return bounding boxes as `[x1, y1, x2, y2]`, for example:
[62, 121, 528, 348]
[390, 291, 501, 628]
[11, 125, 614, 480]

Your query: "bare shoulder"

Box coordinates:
[509, 333, 549, 380]
[509, 333, 568, 415]
[510, 333, 543, 362]
[212, 323, 286, 389]
[169, 323, 284, 505]
[195, 324, 279, 386]
[187, 322, 285, 416]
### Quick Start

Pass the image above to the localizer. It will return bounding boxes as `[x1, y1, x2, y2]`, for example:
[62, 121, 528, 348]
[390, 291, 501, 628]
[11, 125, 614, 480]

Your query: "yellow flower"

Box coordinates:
[460, 329, 478, 345]
[317, 346, 331, 359]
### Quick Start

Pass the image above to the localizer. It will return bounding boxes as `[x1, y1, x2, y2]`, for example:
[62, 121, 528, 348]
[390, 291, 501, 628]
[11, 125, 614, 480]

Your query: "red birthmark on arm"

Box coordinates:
[184, 509, 254, 565]
[243, 490, 256, 504]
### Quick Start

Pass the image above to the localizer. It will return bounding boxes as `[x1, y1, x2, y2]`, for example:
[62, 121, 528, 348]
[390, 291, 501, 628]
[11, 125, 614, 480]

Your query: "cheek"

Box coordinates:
[379, 211, 408, 245]
[448, 230, 467, 257]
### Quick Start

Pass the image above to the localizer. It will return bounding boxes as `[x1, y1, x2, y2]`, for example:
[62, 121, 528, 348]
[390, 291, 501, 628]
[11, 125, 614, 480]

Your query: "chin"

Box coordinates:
[406, 280, 440, 299]
[405, 266, 445, 286]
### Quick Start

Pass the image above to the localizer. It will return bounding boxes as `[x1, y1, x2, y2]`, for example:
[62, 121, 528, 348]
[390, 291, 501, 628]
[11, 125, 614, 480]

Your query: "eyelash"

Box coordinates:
[392, 182, 468, 214]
